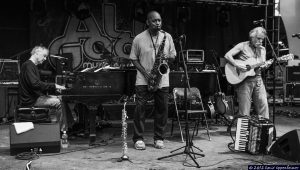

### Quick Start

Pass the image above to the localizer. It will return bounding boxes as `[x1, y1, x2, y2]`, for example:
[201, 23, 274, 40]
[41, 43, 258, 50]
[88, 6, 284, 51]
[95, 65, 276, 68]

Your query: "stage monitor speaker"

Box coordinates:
[10, 123, 60, 155]
[270, 129, 300, 162]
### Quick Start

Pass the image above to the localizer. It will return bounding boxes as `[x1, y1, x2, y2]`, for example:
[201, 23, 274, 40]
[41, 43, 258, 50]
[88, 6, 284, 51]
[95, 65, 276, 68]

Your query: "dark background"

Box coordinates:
[0, 0, 265, 62]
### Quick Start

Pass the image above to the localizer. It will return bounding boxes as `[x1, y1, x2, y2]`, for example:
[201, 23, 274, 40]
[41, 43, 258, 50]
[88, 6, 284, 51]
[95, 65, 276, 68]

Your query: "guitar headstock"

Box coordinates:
[278, 54, 294, 61]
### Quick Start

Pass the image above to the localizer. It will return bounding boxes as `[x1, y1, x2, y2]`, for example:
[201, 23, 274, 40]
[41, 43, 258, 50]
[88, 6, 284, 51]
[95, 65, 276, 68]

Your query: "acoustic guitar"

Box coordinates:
[213, 70, 229, 116]
[225, 54, 294, 85]
[214, 92, 228, 115]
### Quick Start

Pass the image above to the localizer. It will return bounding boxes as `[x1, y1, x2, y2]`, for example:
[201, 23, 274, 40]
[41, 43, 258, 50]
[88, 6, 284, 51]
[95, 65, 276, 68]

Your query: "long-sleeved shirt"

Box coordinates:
[19, 60, 56, 106]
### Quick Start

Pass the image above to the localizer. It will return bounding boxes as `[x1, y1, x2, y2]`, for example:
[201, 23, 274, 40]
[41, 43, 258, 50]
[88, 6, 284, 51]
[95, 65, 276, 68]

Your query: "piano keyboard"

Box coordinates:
[234, 118, 249, 151]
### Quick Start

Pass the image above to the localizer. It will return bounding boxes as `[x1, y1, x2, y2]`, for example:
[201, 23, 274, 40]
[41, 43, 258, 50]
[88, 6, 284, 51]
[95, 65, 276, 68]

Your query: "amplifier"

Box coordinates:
[284, 83, 300, 102]
[10, 123, 60, 155]
[286, 66, 300, 82]
[0, 59, 19, 82]
[179, 49, 204, 63]
[0, 86, 18, 118]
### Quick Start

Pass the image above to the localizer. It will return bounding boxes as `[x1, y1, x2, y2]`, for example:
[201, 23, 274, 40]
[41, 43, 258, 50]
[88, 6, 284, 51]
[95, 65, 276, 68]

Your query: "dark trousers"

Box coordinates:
[133, 85, 169, 143]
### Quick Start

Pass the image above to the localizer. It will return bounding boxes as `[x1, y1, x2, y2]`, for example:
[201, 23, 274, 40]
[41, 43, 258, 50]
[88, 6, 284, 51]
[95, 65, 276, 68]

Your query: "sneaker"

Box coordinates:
[154, 140, 164, 149]
[134, 140, 146, 150]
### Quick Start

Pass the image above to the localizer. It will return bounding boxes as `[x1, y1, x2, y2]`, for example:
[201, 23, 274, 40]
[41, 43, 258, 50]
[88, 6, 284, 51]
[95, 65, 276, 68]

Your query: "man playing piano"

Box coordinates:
[19, 45, 73, 132]
[129, 11, 176, 150]
[224, 27, 271, 119]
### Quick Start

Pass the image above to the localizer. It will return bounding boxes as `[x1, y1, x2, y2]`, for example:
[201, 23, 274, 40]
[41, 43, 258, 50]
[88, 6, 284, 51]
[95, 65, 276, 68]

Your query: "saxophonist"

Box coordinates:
[129, 10, 176, 150]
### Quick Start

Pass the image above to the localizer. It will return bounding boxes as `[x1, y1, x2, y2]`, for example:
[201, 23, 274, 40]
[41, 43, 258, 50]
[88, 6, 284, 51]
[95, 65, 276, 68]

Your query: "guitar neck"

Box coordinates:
[225, 54, 293, 85]
[249, 54, 292, 69]
[250, 60, 271, 69]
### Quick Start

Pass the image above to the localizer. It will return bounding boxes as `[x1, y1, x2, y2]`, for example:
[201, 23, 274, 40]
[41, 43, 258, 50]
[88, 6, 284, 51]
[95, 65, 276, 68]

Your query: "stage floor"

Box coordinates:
[0, 105, 300, 170]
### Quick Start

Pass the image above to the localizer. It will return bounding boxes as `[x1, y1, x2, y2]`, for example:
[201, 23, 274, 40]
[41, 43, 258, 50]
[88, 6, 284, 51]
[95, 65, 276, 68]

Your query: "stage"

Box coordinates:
[0, 105, 299, 170]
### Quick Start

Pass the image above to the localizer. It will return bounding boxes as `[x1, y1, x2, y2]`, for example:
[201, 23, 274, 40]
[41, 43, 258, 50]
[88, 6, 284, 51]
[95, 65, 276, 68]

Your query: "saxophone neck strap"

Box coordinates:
[149, 30, 166, 55]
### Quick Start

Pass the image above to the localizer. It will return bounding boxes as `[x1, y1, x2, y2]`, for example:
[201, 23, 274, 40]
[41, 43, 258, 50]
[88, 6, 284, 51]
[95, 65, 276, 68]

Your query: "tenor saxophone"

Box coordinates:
[148, 31, 169, 92]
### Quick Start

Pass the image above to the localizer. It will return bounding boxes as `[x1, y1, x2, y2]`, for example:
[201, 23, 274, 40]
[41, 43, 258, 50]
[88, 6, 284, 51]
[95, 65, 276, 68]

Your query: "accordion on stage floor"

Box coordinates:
[234, 116, 275, 154]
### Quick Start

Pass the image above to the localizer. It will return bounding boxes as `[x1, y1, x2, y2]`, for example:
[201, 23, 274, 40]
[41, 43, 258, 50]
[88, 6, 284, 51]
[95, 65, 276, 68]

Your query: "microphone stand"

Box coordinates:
[9, 48, 32, 60]
[293, 34, 300, 39]
[157, 38, 204, 168]
[259, 22, 281, 137]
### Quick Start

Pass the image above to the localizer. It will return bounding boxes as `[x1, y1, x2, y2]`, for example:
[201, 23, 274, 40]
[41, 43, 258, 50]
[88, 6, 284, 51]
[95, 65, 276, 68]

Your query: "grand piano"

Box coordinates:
[59, 69, 218, 144]
[60, 70, 127, 144]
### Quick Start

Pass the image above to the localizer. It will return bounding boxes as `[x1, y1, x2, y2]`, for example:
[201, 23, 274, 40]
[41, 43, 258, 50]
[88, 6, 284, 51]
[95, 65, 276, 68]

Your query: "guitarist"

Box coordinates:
[224, 27, 271, 119]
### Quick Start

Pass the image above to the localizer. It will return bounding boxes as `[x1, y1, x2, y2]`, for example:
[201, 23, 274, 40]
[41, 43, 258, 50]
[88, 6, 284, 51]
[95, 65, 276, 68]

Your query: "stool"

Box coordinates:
[15, 106, 51, 123]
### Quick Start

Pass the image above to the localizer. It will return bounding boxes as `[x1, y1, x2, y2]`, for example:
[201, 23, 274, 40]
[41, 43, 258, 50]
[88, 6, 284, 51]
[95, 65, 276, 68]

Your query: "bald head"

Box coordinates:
[146, 11, 162, 34]
[147, 11, 160, 20]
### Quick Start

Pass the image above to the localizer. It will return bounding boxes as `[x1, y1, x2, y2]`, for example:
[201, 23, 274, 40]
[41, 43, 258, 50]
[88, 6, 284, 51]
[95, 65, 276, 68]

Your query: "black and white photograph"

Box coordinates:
[0, 0, 299, 169]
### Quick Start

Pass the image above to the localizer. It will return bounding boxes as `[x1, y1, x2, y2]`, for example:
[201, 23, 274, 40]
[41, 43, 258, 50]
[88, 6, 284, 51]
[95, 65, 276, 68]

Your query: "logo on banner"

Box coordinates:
[48, 3, 144, 71]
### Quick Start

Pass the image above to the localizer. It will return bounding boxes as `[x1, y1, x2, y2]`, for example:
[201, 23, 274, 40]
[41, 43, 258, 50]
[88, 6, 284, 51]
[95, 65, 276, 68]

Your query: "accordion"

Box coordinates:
[234, 116, 275, 154]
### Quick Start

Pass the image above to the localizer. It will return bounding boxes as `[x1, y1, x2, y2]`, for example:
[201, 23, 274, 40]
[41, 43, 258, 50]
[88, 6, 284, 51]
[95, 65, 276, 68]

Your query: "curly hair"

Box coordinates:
[249, 27, 266, 38]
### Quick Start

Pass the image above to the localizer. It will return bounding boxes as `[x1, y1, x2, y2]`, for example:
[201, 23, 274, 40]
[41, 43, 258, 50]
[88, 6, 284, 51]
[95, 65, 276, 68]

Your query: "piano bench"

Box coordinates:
[15, 107, 51, 123]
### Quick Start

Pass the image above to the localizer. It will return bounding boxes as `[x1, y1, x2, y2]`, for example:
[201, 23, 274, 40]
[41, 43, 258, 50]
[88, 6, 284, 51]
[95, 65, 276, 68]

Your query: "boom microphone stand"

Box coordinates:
[261, 23, 282, 125]
[255, 21, 282, 140]
[157, 37, 204, 168]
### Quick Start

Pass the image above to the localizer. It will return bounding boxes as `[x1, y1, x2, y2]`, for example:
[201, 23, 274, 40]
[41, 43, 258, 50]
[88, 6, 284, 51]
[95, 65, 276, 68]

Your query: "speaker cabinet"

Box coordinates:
[286, 66, 300, 82]
[270, 129, 300, 162]
[10, 123, 60, 155]
[284, 83, 300, 102]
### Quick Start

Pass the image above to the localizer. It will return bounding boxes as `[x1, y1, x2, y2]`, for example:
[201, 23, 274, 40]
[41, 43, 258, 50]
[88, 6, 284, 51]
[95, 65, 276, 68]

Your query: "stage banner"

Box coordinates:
[29, 0, 171, 71]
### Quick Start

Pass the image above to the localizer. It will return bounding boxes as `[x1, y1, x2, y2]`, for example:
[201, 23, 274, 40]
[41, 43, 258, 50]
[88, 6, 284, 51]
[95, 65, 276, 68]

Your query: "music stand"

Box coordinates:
[157, 36, 204, 168]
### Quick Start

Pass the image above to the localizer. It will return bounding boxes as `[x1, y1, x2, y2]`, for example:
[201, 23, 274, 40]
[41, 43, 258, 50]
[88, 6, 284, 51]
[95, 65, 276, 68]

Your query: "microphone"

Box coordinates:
[278, 41, 286, 48]
[62, 71, 74, 76]
[174, 34, 186, 42]
[178, 34, 185, 39]
[253, 19, 264, 25]
[49, 54, 68, 60]
[292, 33, 300, 37]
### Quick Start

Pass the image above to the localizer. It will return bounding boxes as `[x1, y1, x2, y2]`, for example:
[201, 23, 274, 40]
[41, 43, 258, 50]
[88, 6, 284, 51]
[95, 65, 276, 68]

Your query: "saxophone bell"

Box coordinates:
[158, 63, 169, 75]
